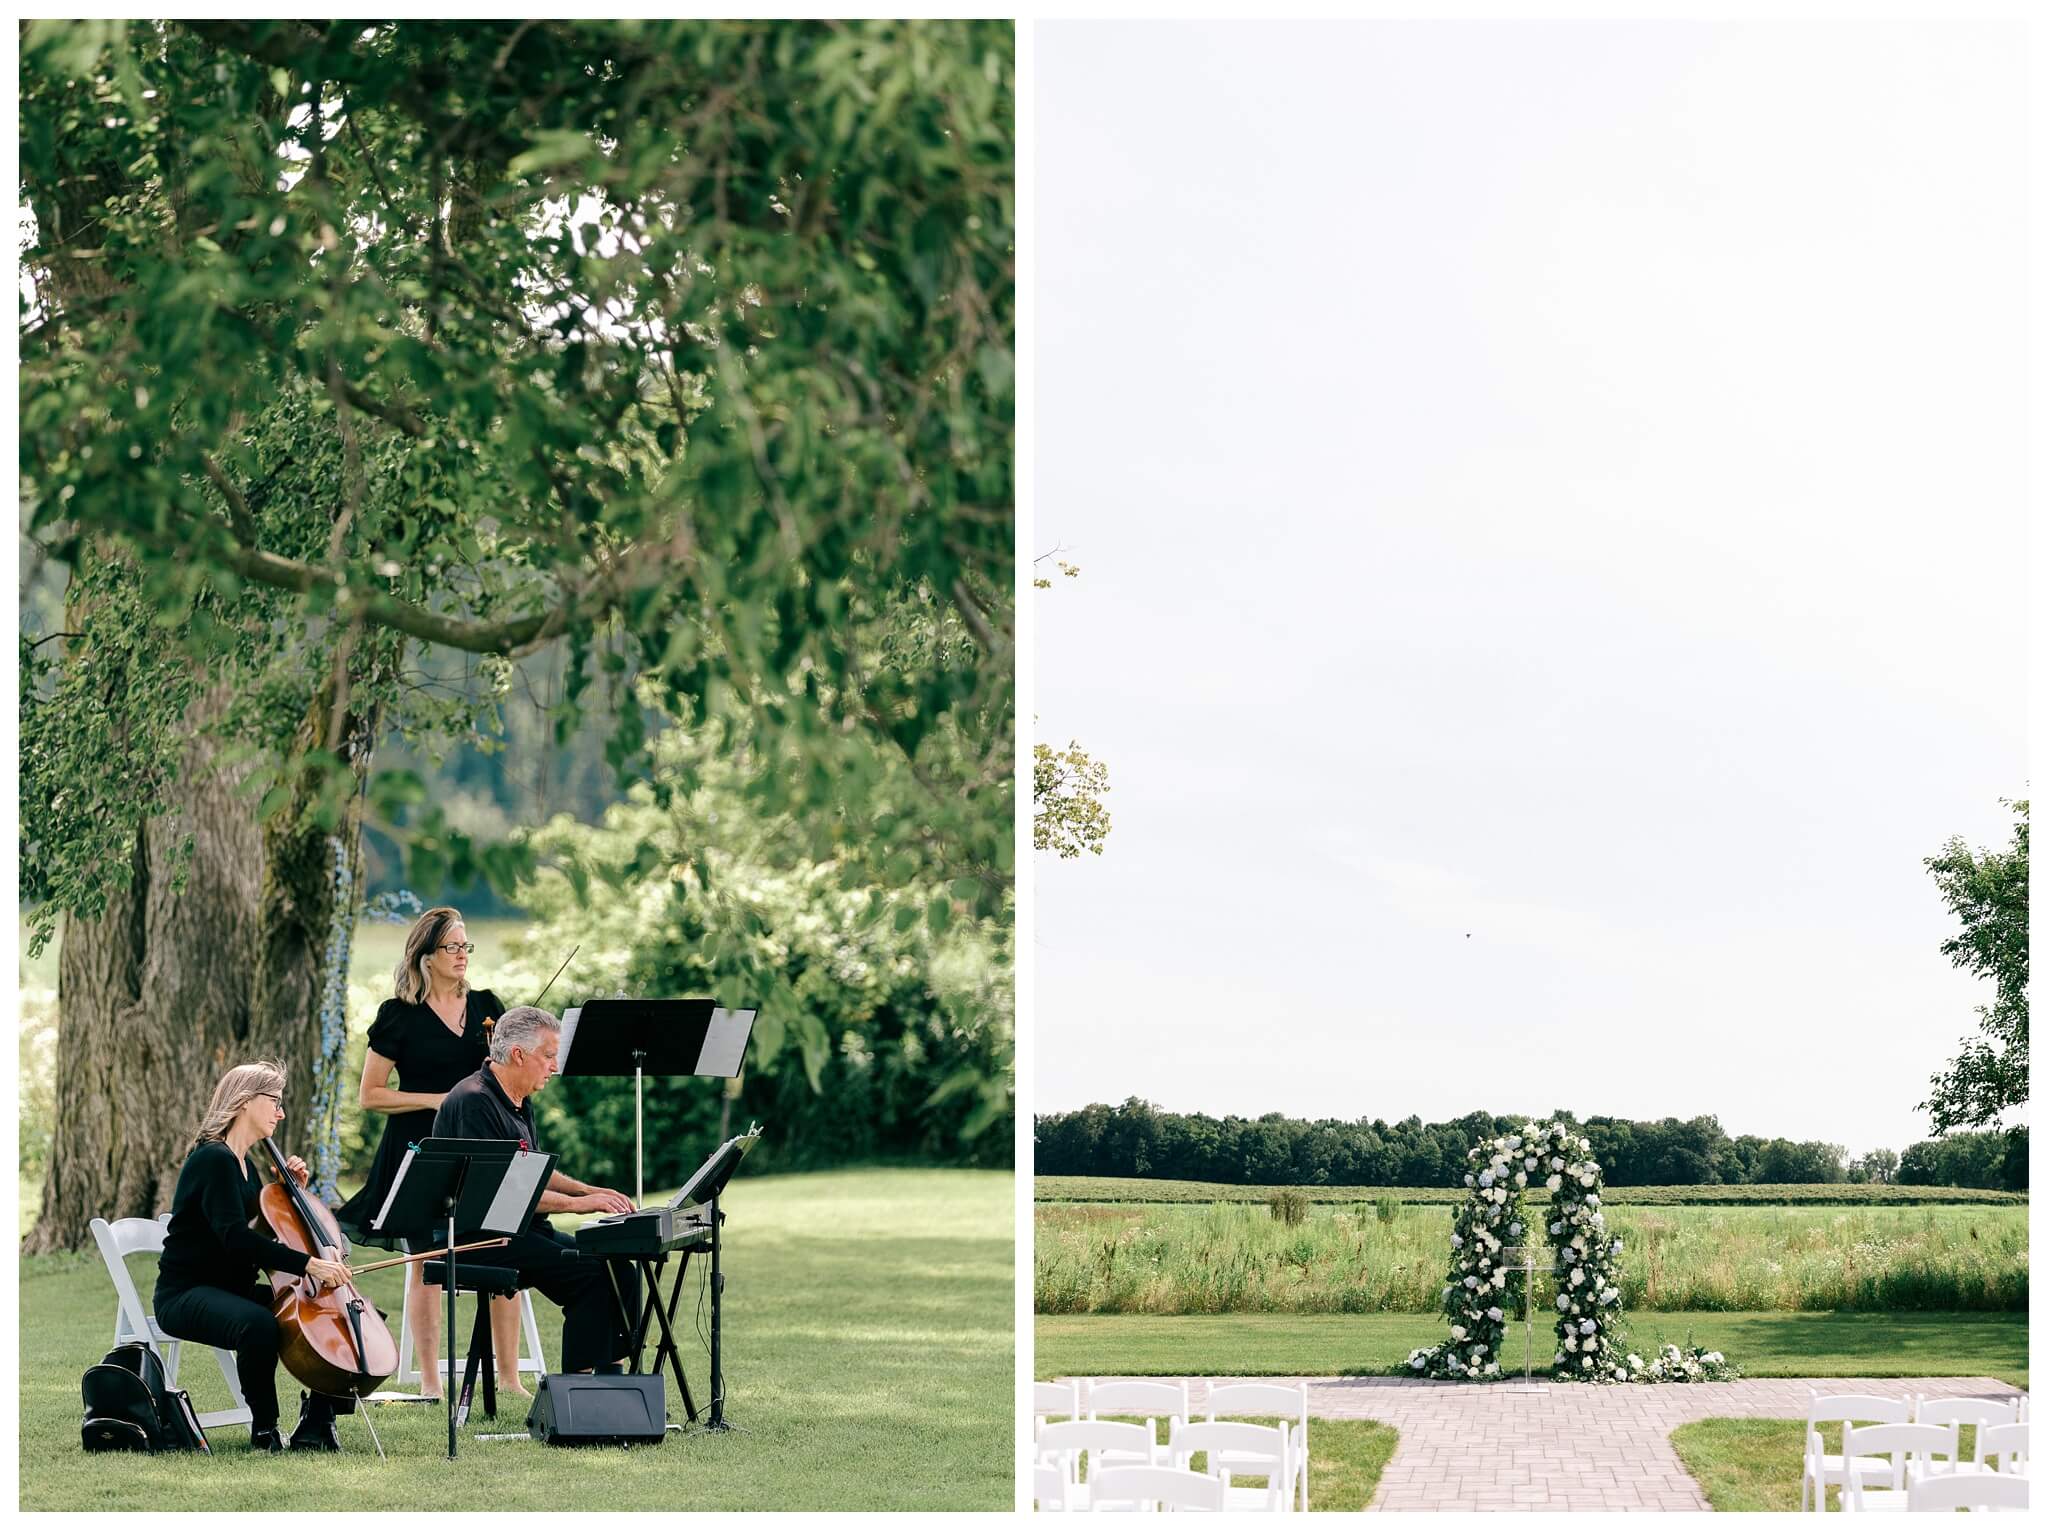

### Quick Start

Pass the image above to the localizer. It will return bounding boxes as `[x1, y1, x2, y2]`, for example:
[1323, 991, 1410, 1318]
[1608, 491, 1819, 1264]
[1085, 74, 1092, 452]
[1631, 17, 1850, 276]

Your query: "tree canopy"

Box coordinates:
[21, 19, 1015, 943]
[1920, 798, 2028, 1135]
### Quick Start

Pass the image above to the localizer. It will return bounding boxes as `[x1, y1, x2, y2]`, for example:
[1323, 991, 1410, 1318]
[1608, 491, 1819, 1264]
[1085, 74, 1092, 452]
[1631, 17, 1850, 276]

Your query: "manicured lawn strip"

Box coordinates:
[1669, 1420, 1984, 1512]
[1036, 1176, 2026, 1207]
[1068, 1417, 1398, 1513]
[1037, 1312, 2028, 1389]
[22, 1168, 1012, 1511]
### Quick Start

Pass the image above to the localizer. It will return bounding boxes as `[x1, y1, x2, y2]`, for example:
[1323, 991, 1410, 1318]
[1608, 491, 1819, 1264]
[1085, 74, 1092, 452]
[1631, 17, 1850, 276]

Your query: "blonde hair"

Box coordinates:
[395, 906, 469, 1004]
[193, 1060, 286, 1150]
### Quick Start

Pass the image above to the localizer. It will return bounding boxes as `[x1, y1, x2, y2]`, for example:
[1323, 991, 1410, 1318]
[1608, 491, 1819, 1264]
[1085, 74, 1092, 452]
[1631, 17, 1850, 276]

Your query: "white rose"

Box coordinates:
[1580, 1319, 1596, 1335]
[1478, 1170, 1494, 1188]
[1491, 1270, 1507, 1288]
[1464, 1277, 1479, 1289]
[1487, 1306, 1503, 1322]
[1555, 1295, 1570, 1312]
[1550, 1157, 1564, 1171]
[1627, 1354, 1643, 1369]
[1524, 1157, 1536, 1171]
[1705, 1352, 1723, 1365]
[1410, 1354, 1427, 1369]
[1467, 1365, 1479, 1377]
[1509, 1222, 1523, 1237]
[1582, 1357, 1593, 1370]
[1450, 1235, 1463, 1248]
[1546, 1175, 1562, 1191]
[1450, 1324, 1466, 1340]
[1486, 1361, 1500, 1376]
[1464, 1174, 1475, 1187]
[1587, 1193, 1599, 1206]
[1514, 1171, 1527, 1187]
[1553, 1352, 1566, 1366]
[1564, 1335, 1577, 1352]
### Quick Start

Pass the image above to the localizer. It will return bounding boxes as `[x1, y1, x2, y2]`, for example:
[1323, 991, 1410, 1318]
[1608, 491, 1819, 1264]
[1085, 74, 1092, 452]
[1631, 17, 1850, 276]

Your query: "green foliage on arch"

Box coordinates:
[1408, 1121, 1633, 1382]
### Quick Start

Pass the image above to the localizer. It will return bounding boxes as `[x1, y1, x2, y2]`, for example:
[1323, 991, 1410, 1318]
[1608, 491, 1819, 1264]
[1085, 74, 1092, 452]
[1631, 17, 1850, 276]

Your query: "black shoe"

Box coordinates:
[249, 1426, 284, 1453]
[287, 1392, 341, 1453]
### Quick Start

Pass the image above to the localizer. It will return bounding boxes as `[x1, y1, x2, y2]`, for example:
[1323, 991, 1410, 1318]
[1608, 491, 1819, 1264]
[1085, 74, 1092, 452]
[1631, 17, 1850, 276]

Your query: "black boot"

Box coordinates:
[287, 1391, 341, 1453]
[249, 1425, 284, 1453]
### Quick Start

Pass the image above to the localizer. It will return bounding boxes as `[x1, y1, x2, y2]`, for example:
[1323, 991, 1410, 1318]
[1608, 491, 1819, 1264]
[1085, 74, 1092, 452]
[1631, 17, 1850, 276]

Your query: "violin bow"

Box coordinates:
[534, 944, 580, 1009]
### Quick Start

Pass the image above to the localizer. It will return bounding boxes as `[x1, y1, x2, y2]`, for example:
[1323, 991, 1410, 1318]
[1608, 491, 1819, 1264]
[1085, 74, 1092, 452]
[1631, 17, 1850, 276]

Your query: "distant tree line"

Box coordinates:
[1034, 1099, 2027, 1192]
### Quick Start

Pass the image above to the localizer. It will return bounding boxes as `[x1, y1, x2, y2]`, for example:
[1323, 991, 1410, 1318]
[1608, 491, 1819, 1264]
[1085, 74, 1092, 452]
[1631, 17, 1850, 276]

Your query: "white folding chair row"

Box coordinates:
[1035, 1420, 1166, 1511]
[1205, 1381, 1311, 1511]
[1170, 1419, 1294, 1511]
[1904, 1473, 2029, 1513]
[1036, 1380, 1081, 1434]
[1090, 1466, 1227, 1512]
[1912, 1398, 2027, 1478]
[1835, 1422, 1960, 1511]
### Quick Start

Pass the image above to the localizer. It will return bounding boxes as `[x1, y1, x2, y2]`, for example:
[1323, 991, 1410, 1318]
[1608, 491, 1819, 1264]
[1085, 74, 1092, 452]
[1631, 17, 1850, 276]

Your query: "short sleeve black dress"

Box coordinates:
[336, 987, 503, 1246]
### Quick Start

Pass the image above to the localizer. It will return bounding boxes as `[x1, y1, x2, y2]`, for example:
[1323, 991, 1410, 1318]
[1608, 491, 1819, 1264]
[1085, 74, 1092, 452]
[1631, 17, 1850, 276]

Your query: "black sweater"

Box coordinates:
[156, 1139, 313, 1295]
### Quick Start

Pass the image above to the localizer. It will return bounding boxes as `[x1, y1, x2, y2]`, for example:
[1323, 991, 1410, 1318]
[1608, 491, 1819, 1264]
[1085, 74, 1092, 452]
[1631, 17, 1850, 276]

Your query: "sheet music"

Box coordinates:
[557, 1006, 583, 1071]
[370, 1144, 417, 1233]
[697, 1007, 755, 1076]
[481, 1150, 552, 1234]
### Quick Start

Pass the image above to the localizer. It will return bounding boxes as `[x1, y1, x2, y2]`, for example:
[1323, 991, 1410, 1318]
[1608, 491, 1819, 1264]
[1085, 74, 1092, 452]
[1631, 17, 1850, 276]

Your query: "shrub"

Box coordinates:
[1375, 1194, 1402, 1224]
[1268, 1188, 1309, 1225]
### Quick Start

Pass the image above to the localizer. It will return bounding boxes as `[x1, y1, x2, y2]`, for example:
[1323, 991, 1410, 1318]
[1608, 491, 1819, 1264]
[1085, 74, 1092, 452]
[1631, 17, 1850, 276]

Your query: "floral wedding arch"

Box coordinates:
[1406, 1121, 1628, 1380]
[1406, 1121, 1738, 1383]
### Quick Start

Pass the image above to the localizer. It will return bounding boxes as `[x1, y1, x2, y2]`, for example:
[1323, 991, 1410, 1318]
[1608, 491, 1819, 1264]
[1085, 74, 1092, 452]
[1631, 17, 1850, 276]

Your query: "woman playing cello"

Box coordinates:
[153, 1061, 353, 1451]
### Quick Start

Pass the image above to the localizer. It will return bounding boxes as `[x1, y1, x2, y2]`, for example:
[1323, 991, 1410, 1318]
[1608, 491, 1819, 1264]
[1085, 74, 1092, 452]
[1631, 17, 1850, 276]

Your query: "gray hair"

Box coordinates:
[489, 1005, 559, 1063]
[193, 1060, 286, 1151]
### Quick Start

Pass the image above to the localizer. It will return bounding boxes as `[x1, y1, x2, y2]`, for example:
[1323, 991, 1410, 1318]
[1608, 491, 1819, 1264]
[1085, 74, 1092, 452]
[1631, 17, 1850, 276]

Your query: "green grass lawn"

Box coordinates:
[1669, 1420, 1991, 1512]
[22, 1167, 1013, 1511]
[1037, 1312, 2028, 1389]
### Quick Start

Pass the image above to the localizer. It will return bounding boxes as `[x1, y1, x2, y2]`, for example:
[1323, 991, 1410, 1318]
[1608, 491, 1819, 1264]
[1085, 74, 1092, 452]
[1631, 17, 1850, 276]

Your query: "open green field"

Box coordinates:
[1036, 1175, 2026, 1207]
[1037, 1311, 2030, 1390]
[1036, 1201, 2027, 1315]
[21, 1168, 1012, 1511]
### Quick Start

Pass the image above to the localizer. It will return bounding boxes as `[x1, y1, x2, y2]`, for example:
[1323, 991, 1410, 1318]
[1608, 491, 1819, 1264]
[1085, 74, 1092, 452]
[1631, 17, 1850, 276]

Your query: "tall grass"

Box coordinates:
[1033, 1203, 2028, 1316]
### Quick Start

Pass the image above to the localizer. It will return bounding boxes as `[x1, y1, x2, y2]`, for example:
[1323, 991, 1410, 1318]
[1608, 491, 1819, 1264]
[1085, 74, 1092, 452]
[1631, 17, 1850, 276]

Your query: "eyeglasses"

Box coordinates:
[257, 1092, 284, 1106]
[436, 942, 476, 955]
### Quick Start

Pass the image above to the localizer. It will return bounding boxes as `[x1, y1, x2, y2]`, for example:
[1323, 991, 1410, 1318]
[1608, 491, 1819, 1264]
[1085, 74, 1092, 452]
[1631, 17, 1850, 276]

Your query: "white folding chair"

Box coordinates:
[1084, 1379, 1188, 1467]
[1034, 1420, 1160, 1511]
[1090, 1465, 1227, 1513]
[1171, 1420, 1293, 1511]
[393, 1279, 547, 1388]
[1035, 1379, 1080, 1437]
[89, 1215, 252, 1429]
[1974, 1422, 2028, 1476]
[1915, 1396, 2019, 1476]
[1034, 1460, 1069, 1511]
[1803, 1393, 1912, 1510]
[1904, 1473, 2029, 1512]
[1207, 1381, 1311, 1510]
[1840, 1422, 1959, 1511]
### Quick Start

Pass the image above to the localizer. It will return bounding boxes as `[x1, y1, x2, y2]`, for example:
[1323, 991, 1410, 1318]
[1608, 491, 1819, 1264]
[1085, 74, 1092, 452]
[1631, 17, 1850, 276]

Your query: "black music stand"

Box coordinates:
[557, 1000, 755, 1201]
[373, 1138, 551, 1459]
[675, 1127, 759, 1432]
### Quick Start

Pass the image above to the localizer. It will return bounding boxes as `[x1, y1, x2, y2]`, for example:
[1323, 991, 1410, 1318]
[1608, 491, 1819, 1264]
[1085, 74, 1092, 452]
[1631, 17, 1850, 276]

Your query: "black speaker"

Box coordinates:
[525, 1373, 667, 1446]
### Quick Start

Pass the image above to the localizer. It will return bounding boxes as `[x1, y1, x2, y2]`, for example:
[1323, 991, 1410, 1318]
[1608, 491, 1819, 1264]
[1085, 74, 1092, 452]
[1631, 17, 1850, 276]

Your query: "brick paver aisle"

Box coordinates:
[1068, 1375, 2023, 1512]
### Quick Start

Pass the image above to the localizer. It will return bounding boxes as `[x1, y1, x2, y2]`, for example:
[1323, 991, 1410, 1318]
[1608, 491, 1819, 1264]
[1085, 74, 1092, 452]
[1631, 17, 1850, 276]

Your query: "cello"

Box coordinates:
[258, 1137, 401, 1405]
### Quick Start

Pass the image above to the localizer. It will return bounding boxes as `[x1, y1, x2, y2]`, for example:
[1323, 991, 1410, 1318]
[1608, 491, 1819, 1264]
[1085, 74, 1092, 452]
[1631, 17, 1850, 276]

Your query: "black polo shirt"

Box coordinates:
[433, 1063, 548, 1232]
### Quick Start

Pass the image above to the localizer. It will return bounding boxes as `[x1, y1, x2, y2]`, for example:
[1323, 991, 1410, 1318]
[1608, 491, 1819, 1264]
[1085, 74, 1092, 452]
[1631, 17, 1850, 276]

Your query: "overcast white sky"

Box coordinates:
[1034, 21, 2027, 1159]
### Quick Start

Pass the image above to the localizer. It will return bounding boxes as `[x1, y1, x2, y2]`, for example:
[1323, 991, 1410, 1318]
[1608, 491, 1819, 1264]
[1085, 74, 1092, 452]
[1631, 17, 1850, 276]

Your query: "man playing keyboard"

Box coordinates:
[432, 1006, 640, 1376]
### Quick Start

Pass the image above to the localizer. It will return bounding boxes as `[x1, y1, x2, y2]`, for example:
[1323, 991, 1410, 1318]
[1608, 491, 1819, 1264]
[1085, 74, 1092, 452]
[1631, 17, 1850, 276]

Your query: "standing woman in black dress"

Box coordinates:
[335, 906, 519, 1398]
[154, 1061, 353, 1450]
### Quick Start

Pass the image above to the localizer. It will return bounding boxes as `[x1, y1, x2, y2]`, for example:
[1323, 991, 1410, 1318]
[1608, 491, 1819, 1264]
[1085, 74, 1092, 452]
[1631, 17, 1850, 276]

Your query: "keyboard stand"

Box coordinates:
[597, 1236, 705, 1425]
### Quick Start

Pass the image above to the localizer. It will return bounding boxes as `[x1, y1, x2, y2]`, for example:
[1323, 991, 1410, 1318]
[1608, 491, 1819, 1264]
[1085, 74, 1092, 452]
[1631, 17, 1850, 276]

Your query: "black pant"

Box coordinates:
[153, 1281, 286, 1430]
[459, 1227, 639, 1373]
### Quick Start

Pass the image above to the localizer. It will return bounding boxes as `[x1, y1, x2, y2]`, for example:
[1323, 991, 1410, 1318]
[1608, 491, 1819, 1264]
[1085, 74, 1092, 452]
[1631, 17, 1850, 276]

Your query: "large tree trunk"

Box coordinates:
[253, 637, 391, 1201]
[26, 687, 264, 1252]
